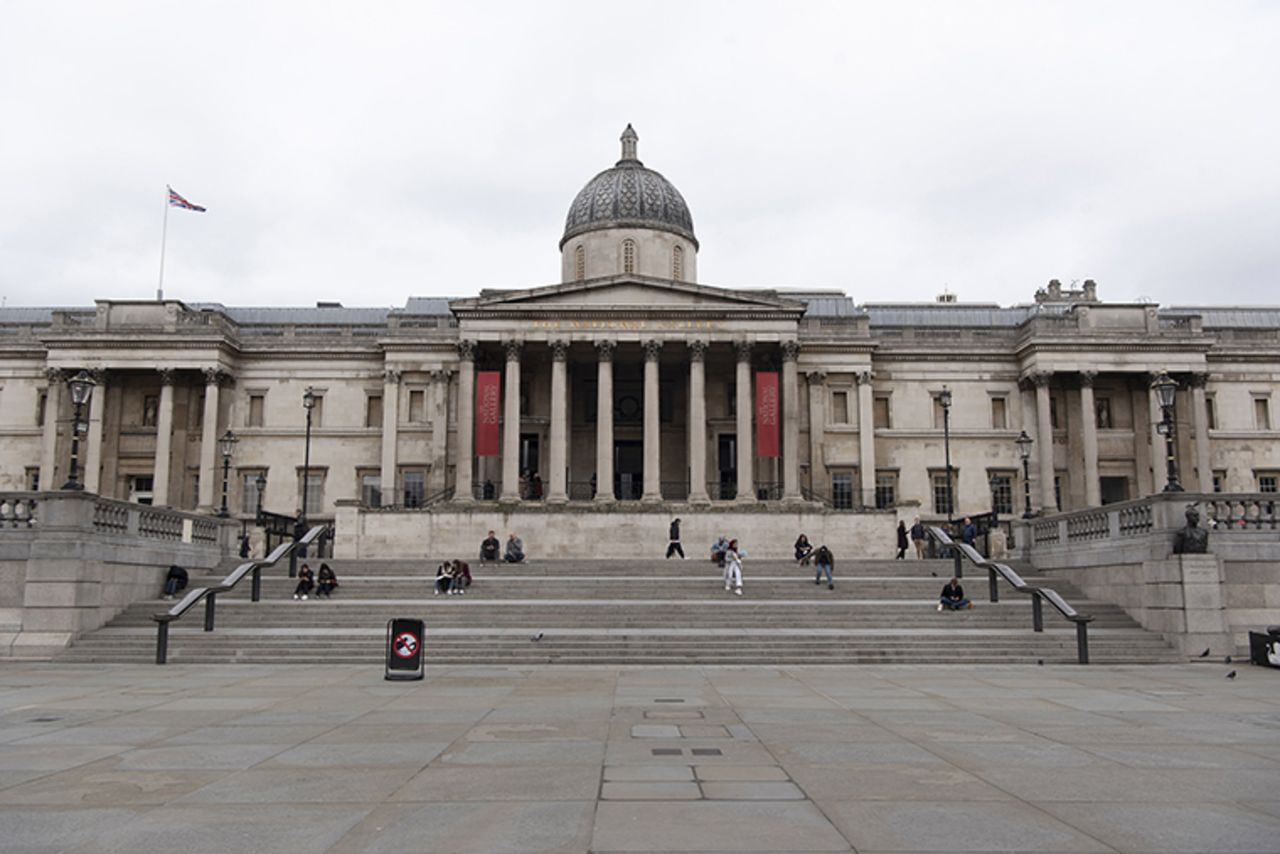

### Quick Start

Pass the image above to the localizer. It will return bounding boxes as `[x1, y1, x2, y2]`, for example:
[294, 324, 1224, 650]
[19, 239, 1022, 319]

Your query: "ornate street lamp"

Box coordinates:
[1151, 371, 1183, 492]
[1016, 430, 1034, 518]
[298, 387, 317, 557]
[255, 472, 267, 520]
[217, 429, 238, 517]
[939, 386, 954, 521]
[61, 370, 97, 490]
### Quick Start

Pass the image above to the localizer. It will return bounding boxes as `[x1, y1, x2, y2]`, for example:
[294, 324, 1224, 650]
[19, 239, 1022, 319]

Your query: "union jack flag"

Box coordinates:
[167, 186, 206, 212]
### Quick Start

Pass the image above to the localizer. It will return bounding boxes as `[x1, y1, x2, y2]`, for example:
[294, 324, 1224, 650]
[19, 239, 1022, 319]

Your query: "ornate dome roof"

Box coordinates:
[561, 125, 697, 249]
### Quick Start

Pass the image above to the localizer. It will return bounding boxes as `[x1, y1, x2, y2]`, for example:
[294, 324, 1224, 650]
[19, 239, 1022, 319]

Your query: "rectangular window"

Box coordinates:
[241, 471, 265, 515]
[830, 390, 850, 424]
[299, 471, 325, 513]
[1095, 397, 1112, 429]
[1212, 470, 1226, 493]
[1257, 472, 1278, 494]
[360, 472, 382, 507]
[129, 475, 154, 505]
[402, 470, 426, 508]
[931, 471, 954, 516]
[408, 389, 425, 423]
[36, 391, 48, 427]
[1205, 395, 1217, 431]
[1054, 473, 1065, 512]
[989, 472, 1014, 515]
[990, 397, 1007, 430]
[1255, 397, 1271, 431]
[25, 467, 39, 491]
[366, 394, 383, 428]
[874, 472, 897, 510]
[248, 394, 265, 428]
[142, 395, 159, 427]
[873, 396, 891, 429]
[831, 472, 853, 510]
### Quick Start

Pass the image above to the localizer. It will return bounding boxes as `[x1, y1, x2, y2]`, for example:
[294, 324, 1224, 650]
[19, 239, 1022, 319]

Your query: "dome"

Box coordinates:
[560, 125, 697, 249]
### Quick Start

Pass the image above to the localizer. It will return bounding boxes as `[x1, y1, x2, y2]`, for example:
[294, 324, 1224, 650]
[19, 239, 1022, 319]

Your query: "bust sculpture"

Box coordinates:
[1172, 506, 1210, 554]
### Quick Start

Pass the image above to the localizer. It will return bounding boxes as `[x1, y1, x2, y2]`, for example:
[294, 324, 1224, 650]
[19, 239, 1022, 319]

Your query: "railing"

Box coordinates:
[928, 525, 1093, 664]
[755, 481, 784, 501]
[1205, 496, 1279, 530]
[370, 487, 455, 510]
[706, 482, 738, 501]
[661, 481, 689, 501]
[0, 495, 40, 528]
[152, 524, 328, 664]
[471, 482, 502, 500]
[92, 500, 128, 533]
[801, 487, 834, 508]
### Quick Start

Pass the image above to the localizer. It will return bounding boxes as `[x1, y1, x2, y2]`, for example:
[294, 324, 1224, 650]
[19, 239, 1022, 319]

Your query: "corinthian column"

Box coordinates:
[547, 340, 569, 503]
[501, 340, 522, 501]
[856, 371, 876, 508]
[1079, 371, 1100, 507]
[781, 341, 801, 500]
[806, 370, 826, 495]
[688, 340, 709, 503]
[1031, 372, 1056, 511]
[1190, 372, 1213, 492]
[595, 340, 615, 503]
[429, 368, 452, 494]
[197, 368, 222, 511]
[454, 342, 475, 502]
[735, 341, 754, 503]
[153, 368, 176, 507]
[642, 339, 663, 502]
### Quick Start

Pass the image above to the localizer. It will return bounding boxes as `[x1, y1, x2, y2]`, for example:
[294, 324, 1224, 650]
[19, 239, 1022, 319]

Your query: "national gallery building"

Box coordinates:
[3, 127, 1279, 539]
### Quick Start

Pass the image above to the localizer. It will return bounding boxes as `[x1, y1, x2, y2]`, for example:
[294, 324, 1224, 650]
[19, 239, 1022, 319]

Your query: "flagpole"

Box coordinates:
[157, 186, 169, 301]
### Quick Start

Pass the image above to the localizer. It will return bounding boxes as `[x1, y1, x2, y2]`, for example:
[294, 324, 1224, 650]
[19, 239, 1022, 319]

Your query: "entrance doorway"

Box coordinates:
[520, 433, 540, 477]
[615, 440, 642, 500]
[717, 434, 737, 500]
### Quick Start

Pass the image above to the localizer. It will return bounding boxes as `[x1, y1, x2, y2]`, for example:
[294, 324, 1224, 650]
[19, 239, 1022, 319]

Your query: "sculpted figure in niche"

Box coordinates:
[1172, 505, 1209, 554]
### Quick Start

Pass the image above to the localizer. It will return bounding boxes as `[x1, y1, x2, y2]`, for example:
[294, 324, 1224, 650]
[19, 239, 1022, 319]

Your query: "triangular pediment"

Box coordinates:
[453, 275, 804, 313]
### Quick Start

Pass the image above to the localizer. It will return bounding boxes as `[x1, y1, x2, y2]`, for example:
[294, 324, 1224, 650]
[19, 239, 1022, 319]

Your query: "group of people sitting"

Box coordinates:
[434, 559, 472, 596]
[293, 563, 338, 600]
[479, 530, 525, 563]
[793, 534, 836, 589]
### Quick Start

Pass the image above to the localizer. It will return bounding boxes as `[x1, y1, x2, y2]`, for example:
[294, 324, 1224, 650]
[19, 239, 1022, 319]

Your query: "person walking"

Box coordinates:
[813, 544, 834, 590]
[723, 538, 744, 596]
[666, 518, 685, 559]
[910, 516, 928, 559]
[895, 521, 909, 560]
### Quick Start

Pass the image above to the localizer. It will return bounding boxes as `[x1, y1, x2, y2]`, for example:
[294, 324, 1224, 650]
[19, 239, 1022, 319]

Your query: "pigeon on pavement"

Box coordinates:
[1226, 670, 1237, 679]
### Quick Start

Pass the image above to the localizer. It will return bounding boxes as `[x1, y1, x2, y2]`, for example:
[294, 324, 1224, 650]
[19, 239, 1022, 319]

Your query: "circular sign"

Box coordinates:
[393, 632, 419, 658]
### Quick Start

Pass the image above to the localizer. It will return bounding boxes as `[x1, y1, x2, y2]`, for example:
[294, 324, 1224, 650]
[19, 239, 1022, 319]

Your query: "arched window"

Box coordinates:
[574, 245, 585, 281]
[622, 239, 636, 274]
[672, 245, 684, 280]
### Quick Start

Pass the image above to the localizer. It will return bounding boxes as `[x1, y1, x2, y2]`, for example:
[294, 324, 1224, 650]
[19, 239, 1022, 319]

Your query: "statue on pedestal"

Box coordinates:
[1173, 505, 1209, 554]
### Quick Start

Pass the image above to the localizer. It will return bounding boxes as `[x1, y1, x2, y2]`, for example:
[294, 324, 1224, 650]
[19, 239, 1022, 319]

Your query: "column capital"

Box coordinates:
[781, 340, 801, 362]
[595, 339, 616, 362]
[854, 370, 873, 386]
[88, 367, 108, 386]
[1078, 370, 1097, 388]
[1028, 370, 1053, 388]
[45, 367, 65, 384]
[202, 367, 223, 386]
[642, 339, 663, 362]
[383, 369, 402, 385]
[504, 340, 523, 362]
[688, 339, 708, 362]
[735, 340, 753, 363]
[805, 370, 827, 386]
[550, 339, 569, 362]
[1187, 372, 1210, 389]
[456, 340, 477, 362]
[158, 368, 176, 386]
[429, 368, 453, 384]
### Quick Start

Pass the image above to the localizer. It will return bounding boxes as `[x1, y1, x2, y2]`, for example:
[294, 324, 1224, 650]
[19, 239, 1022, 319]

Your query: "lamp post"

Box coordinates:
[299, 386, 317, 551]
[217, 429, 237, 517]
[1151, 371, 1183, 492]
[1016, 430, 1034, 518]
[61, 370, 96, 490]
[939, 386, 954, 521]
[255, 472, 267, 520]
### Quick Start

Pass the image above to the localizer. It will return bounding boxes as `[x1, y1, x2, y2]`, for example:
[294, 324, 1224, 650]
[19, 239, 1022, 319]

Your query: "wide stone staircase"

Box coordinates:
[59, 556, 1181, 664]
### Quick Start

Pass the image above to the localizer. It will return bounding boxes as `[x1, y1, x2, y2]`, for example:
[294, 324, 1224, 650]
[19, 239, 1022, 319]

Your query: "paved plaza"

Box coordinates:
[0, 662, 1277, 853]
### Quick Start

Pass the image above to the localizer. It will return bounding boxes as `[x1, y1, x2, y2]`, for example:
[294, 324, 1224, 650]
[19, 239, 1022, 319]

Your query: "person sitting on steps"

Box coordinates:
[504, 533, 525, 564]
[451, 559, 471, 594]
[794, 534, 813, 566]
[435, 561, 454, 596]
[293, 564, 315, 600]
[480, 530, 500, 562]
[939, 577, 972, 611]
[162, 564, 188, 599]
[316, 563, 339, 598]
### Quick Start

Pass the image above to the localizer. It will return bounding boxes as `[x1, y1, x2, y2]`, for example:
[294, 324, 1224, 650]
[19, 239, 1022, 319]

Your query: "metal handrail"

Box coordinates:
[151, 524, 328, 664]
[927, 525, 1093, 664]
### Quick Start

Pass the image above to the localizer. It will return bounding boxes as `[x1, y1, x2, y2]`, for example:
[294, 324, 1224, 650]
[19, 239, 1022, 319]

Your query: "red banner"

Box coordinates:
[475, 371, 501, 457]
[756, 371, 780, 457]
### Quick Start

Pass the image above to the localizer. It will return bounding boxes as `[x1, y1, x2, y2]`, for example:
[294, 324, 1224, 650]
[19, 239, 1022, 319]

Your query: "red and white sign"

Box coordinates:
[475, 370, 501, 457]
[756, 371, 780, 457]
[393, 632, 419, 658]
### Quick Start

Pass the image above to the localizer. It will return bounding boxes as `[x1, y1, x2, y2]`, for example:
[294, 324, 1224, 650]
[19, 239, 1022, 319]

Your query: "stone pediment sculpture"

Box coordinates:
[1172, 505, 1209, 554]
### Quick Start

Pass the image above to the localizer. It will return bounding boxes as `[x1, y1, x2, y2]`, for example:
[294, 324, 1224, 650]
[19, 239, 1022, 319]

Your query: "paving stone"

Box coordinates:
[592, 801, 850, 851]
[1039, 802, 1280, 853]
[392, 764, 601, 801]
[701, 781, 804, 800]
[438, 740, 605, 765]
[694, 765, 788, 781]
[823, 800, 1113, 852]
[260, 741, 449, 768]
[793, 764, 1012, 802]
[0, 743, 130, 771]
[678, 724, 730, 738]
[632, 724, 681, 738]
[329, 801, 594, 854]
[0, 806, 142, 852]
[111, 743, 287, 771]
[601, 781, 702, 800]
[0, 766, 225, 806]
[604, 765, 695, 782]
[177, 767, 416, 804]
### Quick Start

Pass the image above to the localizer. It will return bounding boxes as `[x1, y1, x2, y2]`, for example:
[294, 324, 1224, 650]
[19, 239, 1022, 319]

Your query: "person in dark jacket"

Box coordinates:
[959, 517, 977, 547]
[939, 577, 971, 611]
[910, 517, 928, 559]
[316, 564, 339, 597]
[293, 564, 315, 600]
[794, 534, 813, 565]
[435, 561, 454, 596]
[504, 533, 525, 563]
[480, 531, 501, 562]
[239, 533, 251, 559]
[163, 565, 188, 599]
[896, 521, 909, 559]
[451, 559, 472, 594]
[666, 518, 685, 559]
[813, 545, 835, 590]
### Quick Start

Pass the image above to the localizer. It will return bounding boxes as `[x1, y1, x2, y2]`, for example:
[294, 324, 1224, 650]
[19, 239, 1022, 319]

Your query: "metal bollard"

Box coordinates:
[988, 568, 999, 602]
[251, 567, 261, 602]
[204, 593, 216, 632]
[155, 622, 169, 665]
[1076, 622, 1090, 664]
[1031, 592, 1043, 633]
[952, 549, 963, 579]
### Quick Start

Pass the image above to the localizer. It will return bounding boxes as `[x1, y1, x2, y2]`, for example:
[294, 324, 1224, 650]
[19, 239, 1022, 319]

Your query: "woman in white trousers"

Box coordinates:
[723, 539, 743, 596]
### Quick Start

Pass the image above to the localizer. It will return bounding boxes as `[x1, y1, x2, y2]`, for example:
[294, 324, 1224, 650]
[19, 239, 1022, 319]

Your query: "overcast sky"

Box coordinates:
[2, 1, 1277, 310]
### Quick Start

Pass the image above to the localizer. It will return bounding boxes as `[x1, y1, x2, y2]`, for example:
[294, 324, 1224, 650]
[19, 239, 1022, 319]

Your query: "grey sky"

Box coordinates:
[2, 1, 1277, 309]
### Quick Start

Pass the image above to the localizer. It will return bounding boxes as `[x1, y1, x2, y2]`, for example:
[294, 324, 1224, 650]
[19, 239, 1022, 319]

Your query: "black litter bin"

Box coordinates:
[385, 618, 425, 681]
[1248, 626, 1280, 669]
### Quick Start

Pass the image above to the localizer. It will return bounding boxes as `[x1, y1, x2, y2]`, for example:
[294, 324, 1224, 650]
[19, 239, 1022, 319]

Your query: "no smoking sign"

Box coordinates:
[393, 632, 419, 658]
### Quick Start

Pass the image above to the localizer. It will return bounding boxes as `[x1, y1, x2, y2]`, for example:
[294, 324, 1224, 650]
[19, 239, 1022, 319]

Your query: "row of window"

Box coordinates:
[571, 242, 685, 281]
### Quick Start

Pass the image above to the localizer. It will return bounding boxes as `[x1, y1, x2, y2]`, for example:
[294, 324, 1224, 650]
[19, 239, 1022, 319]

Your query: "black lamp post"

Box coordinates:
[61, 370, 96, 490]
[940, 386, 954, 521]
[255, 472, 267, 520]
[299, 386, 317, 542]
[1152, 371, 1183, 492]
[217, 429, 237, 517]
[1016, 430, 1034, 518]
